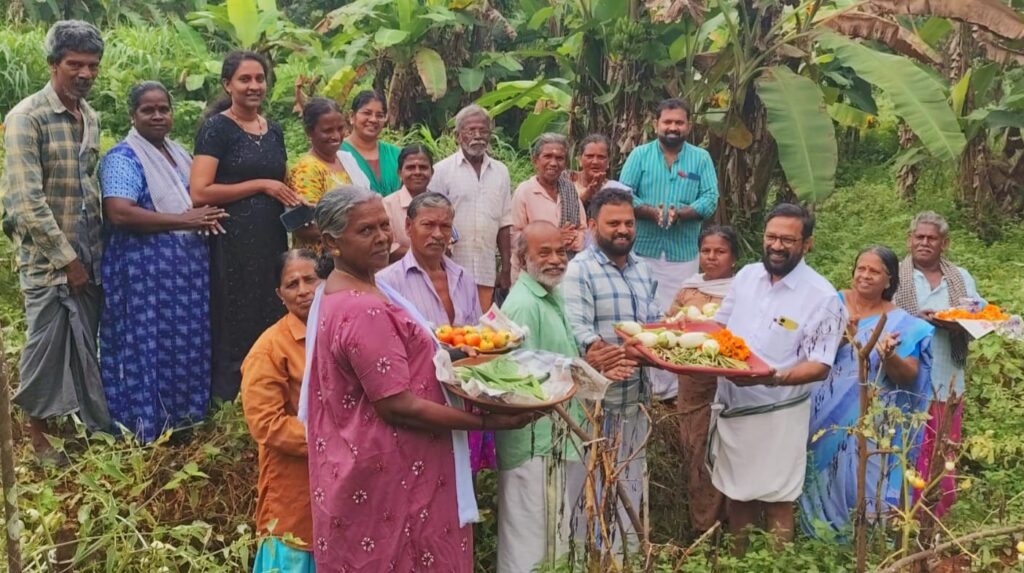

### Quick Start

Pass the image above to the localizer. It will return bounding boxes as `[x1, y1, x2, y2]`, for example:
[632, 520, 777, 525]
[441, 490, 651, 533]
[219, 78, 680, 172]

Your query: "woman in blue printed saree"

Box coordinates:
[99, 82, 227, 442]
[800, 246, 934, 536]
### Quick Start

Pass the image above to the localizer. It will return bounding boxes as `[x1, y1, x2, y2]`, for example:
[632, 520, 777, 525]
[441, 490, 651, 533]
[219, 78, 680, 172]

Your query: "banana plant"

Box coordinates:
[315, 0, 474, 127]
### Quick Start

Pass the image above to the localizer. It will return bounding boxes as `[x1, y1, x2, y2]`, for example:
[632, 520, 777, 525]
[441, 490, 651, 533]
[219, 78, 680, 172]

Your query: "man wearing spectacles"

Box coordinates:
[706, 203, 846, 552]
[429, 104, 513, 311]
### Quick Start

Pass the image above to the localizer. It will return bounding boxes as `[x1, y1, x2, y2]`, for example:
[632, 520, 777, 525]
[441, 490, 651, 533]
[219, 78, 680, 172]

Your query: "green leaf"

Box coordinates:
[492, 53, 523, 72]
[827, 102, 874, 129]
[891, 146, 928, 173]
[952, 69, 972, 116]
[227, 0, 260, 49]
[668, 34, 688, 63]
[917, 16, 953, 47]
[185, 74, 205, 92]
[171, 18, 209, 56]
[755, 66, 837, 203]
[518, 110, 560, 149]
[458, 67, 486, 93]
[818, 32, 966, 162]
[965, 108, 1024, 129]
[414, 47, 447, 100]
[528, 6, 554, 30]
[374, 28, 410, 48]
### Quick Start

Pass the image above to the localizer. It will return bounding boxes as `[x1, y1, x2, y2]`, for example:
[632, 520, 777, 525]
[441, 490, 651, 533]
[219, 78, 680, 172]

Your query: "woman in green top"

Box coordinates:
[340, 90, 401, 196]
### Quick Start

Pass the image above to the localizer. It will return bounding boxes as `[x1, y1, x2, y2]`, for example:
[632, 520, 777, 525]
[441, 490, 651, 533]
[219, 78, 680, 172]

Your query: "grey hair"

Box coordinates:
[576, 133, 611, 156]
[909, 211, 950, 237]
[406, 192, 454, 221]
[531, 132, 569, 160]
[454, 104, 492, 132]
[315, 185, 381, 237]
[45, 20, 104, 65]
[514, 220, 560, 262]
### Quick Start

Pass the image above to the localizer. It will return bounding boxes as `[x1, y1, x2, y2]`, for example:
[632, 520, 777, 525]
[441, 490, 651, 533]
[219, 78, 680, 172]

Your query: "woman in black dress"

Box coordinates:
[190, 51, 303, 402]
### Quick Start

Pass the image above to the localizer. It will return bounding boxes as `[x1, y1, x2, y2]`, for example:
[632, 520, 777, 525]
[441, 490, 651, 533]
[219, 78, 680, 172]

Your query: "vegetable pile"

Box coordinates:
[436, 324, 515, 351]
[936, 304, 1009, 321]
[616, 321, 751, 370]
[454, 356, 549, 400]
[666, 302, 720, 322]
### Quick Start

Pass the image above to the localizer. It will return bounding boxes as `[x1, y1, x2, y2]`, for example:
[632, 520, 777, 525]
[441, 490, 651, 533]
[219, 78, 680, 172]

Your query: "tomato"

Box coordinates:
[492, 331, 509, 349]
[465, 333, 482, 347]
[479, 340, 495, 352]
[451, 334, 466, 347]
[435, 325, 454, 344]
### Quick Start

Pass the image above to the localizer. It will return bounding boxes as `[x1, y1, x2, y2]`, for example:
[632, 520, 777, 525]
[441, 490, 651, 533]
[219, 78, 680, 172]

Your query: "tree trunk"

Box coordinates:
[896, 123, 919, 200]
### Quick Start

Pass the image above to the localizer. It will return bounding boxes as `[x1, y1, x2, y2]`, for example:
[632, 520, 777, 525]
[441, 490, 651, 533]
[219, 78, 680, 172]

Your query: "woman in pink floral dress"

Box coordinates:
[305, 186, 533, 572]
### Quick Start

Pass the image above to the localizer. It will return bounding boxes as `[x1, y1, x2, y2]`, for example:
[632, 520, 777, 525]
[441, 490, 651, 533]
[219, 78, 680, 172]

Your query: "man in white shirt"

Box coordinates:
[709, 203, 846, 550]
[429, 104, 512, 310]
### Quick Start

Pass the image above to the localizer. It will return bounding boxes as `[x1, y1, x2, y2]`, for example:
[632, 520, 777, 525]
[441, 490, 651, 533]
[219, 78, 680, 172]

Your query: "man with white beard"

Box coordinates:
[496, 221, 632, 572]
[429, 104, 513, 310]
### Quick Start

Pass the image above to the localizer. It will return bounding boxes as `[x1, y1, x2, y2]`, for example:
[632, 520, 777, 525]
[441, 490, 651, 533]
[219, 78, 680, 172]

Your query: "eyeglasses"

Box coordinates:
[763, 234, 802, 249]
[461, 128, 491, 138]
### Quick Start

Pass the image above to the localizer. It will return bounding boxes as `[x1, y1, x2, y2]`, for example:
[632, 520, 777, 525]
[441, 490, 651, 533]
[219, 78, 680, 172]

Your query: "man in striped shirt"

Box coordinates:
[619, 98, 719, 400]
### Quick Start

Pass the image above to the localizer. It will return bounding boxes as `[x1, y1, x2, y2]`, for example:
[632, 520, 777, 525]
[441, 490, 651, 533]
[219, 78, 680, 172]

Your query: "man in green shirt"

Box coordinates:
[496, 221, 631, 572]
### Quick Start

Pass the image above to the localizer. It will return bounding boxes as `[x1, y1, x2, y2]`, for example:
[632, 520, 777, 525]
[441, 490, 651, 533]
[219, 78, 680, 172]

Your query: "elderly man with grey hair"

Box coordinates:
[376, 192, 482, 329]
[892, 210, 985, 517]
[509, 133, 587, 283]
[429, 104, 513, 311]
[2, 19, 111, 461]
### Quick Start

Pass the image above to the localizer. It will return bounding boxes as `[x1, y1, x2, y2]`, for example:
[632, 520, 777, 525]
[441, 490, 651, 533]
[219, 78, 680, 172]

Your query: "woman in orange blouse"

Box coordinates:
[241, 249, 321, 572]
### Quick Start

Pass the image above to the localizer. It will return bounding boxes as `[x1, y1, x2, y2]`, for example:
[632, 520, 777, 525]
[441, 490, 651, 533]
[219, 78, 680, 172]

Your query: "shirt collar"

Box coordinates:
[284, 312, 307, 342]
[400, 249, 463, 281]
[396, 186, 414, 208]
[589, 244, 638, 269]
[754, 259, 809, 290]
[43, 82, 70, 114]
[517, 272, 554, 300]
[455, 148, 491, 170]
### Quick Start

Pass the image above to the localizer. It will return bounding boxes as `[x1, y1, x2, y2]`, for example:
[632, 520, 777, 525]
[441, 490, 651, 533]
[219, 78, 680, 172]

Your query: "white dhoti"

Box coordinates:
[638, 254, 699, 401]
[497, 457, 586, 573]
[707, 394, 811, 503]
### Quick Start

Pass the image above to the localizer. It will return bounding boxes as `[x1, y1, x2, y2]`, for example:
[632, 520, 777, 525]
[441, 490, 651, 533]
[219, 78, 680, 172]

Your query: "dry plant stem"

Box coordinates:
[876, 523, 1024, 573]
[553, 404, 647, 545]
[0, 332, 23, 573]
[853, 315, 888, 573]
[673, 521, 721, 569]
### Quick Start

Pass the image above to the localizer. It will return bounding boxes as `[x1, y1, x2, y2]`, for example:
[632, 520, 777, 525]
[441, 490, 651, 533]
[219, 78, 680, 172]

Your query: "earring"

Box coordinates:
[332, 250, 341, 256]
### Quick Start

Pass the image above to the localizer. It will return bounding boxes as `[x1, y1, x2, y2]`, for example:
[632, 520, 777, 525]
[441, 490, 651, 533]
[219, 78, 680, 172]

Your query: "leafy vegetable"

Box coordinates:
[455, 357, 549, 400]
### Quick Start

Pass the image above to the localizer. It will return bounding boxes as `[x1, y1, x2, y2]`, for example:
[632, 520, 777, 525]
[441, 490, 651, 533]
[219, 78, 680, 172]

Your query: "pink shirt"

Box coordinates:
[306, 290, 473, 572]
[382, 186, 413, 253]
[510, 175, 587, 279]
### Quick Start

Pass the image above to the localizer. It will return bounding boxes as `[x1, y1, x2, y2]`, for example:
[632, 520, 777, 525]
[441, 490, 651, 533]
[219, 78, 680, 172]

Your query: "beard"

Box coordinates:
[462, 141, 488, 158]
[658, 132, 686, 147]
[526, 258, 565, 289]
[595, 231, 635, 258]
[761, 247, 802, 277]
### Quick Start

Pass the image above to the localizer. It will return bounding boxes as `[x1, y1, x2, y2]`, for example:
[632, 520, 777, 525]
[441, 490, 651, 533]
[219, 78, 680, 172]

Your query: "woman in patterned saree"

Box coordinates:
[99, 82, 227, 442]
[800, 245, 934, 536]
[287, 97, 369, 250]
[304, 185, 533, 572]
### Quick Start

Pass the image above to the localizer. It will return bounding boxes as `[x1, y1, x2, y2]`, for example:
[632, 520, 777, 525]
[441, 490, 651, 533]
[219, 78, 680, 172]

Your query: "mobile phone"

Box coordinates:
[280, 204, 315, 232]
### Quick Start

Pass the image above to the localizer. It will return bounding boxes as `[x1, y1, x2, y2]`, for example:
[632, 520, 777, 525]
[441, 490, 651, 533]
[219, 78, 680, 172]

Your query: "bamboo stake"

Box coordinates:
[854, 314, 888, 573]
[0, 332, 23, 573]
[553, 404, 647, 546]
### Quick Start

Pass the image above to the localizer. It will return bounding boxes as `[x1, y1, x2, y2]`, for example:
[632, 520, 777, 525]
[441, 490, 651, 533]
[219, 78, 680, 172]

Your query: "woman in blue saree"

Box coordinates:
[99, 82, 227, 442]
[800, 245, 934, 536]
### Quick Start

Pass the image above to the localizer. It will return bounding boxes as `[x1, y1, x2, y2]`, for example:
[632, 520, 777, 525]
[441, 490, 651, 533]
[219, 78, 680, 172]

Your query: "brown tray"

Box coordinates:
[614, 322, 773, 378]
[444, 355, 577, 414]
[440, 337, 523, 355]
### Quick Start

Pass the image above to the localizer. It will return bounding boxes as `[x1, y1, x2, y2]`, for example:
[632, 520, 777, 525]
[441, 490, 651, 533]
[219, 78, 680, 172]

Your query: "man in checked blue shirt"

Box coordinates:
[563, 187, 659, 551]
[619, 98, 719, 400]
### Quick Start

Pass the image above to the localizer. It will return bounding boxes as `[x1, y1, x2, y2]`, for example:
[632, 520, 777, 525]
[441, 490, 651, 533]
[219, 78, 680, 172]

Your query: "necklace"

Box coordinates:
[333, 266, 378, 290]
[226, 108, 266, 146]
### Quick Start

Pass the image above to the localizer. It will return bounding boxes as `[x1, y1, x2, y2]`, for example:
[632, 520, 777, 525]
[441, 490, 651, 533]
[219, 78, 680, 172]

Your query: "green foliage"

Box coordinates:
[756, 66, 838, 202]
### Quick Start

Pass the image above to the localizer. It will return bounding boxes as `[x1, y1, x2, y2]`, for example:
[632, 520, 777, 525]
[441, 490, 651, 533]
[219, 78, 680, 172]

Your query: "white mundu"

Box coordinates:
[709, 260, 846, 502]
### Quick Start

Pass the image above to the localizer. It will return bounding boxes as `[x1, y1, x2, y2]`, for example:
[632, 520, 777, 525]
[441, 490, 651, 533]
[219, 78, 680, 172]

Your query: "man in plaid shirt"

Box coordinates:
[562, 187, 660, 551]
[2, 20, 110, 462]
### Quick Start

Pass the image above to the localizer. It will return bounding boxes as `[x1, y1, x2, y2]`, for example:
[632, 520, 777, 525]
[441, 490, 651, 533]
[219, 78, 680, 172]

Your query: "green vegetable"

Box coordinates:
[651, 346, 750, 370]
[454, 357, 549, 400]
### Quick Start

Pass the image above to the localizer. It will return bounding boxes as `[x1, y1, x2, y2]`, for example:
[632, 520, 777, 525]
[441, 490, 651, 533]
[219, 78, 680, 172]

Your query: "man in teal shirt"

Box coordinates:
[496, 221, 630, 572]
[619, 98, 719, 400]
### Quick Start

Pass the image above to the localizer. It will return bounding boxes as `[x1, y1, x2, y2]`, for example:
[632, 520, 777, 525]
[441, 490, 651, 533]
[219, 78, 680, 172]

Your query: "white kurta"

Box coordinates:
[710, 260, 846, 502]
